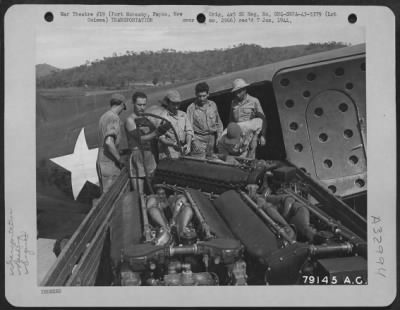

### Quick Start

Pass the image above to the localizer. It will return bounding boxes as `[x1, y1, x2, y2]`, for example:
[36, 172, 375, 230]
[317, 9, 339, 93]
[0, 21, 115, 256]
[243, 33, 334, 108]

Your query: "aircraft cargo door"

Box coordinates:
[272, 53, 367, 198]
[306, 91, 366, 191]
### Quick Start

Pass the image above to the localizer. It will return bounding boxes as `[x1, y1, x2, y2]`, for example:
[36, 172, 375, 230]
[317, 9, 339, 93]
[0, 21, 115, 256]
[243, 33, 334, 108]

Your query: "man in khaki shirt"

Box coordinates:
[158, 90, 194, 159]
[217, 119, 263, 158]
[229, 78, 267, 159]
[187, 82, 223, 159]
[96, 93, 126, 194]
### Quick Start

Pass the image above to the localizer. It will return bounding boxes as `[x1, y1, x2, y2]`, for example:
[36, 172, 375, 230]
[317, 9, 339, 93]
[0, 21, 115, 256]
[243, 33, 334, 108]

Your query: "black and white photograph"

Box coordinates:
[4, 4, 396, 307]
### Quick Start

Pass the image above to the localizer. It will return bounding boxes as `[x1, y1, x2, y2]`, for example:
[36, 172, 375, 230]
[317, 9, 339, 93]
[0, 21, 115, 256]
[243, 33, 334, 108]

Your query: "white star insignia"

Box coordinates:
[51, 128, 99, 199]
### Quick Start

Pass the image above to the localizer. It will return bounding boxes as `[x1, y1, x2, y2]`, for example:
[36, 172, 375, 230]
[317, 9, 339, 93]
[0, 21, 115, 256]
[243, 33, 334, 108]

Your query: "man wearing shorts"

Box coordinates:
[125, 92, 171, 193]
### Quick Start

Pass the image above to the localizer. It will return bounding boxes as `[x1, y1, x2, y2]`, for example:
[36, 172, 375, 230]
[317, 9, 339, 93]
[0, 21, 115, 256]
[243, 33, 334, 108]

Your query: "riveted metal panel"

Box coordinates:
[306, 90, 366, 179]
[272, 55, 366, 197]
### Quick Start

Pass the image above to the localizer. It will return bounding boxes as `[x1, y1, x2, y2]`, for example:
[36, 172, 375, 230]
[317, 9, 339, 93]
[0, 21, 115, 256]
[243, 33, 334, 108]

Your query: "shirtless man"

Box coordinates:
[125, 92, 171, 192]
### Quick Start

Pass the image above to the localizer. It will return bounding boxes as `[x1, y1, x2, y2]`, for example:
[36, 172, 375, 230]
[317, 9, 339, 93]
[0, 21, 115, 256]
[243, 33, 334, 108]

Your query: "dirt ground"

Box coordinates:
[37, 238, 57, 285]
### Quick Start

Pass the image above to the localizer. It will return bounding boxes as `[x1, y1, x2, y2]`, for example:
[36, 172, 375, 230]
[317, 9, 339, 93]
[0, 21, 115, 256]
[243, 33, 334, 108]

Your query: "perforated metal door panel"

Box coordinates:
[272, 55, 366, 197]
[306, 90, 366, 179]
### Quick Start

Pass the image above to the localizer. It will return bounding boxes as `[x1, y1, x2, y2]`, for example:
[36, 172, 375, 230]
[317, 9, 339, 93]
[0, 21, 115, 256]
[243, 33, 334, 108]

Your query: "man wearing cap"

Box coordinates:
[158, 89, 194, 159]
[217, 121, 261, 159]
[217, 122, 246, 158]
[96, 93, 126, 194]
[187, 82, 223, 159]
[125, 92, 172, 193]
[229, 78, 267, 159]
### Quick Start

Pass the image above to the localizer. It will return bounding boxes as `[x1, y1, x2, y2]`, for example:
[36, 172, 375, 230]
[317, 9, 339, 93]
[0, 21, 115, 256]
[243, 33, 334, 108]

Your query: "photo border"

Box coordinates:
[3, 2, 398, 308]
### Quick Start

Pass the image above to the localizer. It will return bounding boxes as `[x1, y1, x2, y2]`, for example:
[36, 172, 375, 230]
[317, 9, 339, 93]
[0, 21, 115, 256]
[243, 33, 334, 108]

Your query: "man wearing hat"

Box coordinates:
[217, 122, 248, 159]
[229, 78, 267, 159]
[158, 89, 194, 159]
[187, 82, 223, 159]
[96, 93, 127, 194]
[217, 120, 263, 158]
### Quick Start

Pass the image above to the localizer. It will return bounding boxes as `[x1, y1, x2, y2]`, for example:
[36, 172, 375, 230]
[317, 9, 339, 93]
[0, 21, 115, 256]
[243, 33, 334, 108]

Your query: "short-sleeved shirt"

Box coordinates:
[217, 135, 247, 157]
[217, 118, 263, 158]
[230, 94, 265, 123]
[158, 108, 193, 159]
[186, 100, 223, 137]
[159, 109, 194, 144]
[97, 109, 122, 164]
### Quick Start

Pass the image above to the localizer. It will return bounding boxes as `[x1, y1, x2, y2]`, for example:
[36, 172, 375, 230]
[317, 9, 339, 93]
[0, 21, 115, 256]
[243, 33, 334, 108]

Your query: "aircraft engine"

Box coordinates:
[110, 157, 367, 285]
[152, 157, 269, 194]
[110, 185, 246, 286]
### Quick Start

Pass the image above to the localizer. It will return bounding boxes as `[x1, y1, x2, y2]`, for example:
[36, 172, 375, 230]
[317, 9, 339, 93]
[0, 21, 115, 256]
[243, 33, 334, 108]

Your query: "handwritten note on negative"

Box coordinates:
[6, 209, 35, 276]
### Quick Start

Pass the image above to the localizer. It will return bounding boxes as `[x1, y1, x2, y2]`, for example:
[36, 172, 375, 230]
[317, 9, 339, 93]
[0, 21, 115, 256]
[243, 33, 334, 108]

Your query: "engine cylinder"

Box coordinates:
[153, 158, 265, 194]
[213, 190, 280, 259]
[185, 188, 234, 239]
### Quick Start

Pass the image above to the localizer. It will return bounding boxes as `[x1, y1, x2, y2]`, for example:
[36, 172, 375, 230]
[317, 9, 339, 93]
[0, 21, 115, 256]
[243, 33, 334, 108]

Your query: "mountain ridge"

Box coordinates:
[36, 63, 60, 78]
[36, 42, 347, 89]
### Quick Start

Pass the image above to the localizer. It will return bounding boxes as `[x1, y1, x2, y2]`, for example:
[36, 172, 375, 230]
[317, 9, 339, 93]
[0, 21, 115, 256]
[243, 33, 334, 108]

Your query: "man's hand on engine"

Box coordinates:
[182, 143, 191, 155]
[258, 136, 266, 146]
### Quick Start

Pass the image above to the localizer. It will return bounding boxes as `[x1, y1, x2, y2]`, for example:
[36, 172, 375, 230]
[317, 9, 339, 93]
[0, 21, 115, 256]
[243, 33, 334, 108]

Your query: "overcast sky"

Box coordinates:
[37, 25, 365, 69]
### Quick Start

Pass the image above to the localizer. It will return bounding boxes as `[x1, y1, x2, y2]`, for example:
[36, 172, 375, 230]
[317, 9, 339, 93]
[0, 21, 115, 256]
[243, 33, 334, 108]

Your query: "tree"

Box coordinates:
[152, 70, 161, 86]
[36, 42, 349, 89]
[152, 77, 159, 86]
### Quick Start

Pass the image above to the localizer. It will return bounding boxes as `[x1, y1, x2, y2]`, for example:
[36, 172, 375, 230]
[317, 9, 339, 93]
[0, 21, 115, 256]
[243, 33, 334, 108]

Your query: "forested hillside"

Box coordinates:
[37, 42, 347, 89]
[36, 64, 60, 78]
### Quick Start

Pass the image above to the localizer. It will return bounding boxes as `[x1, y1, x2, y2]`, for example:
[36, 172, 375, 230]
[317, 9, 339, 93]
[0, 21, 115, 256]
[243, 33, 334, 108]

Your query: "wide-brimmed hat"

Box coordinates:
[231, 78, 250, 92]
[165, 89, 181, 103]
[224, 122, 242, 145]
